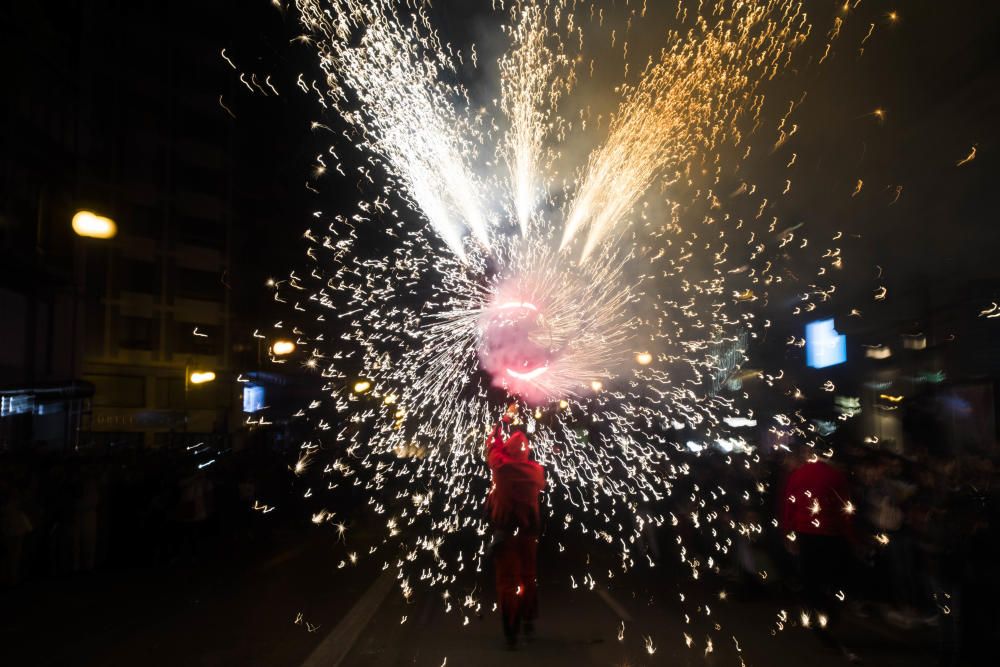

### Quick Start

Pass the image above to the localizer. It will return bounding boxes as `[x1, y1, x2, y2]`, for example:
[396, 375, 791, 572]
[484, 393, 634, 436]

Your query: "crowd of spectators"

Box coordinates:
[0, 435, 295, 588]
[703, 434, 1000, 665]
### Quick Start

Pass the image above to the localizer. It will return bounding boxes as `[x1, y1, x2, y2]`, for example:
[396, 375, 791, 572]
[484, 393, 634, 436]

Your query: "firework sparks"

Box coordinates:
[267, 0, 880, 658]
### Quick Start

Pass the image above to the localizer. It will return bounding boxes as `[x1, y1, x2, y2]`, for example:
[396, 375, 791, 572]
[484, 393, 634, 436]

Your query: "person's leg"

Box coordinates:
[0, 538, 15, 586]
[494, 535, 521, 646]
[519, 533, 539, 628]
[797, 535, 825, 615]
[81, 511, 97, 571]
[803, 535, 859, 661]
[9, 536, 23, 585]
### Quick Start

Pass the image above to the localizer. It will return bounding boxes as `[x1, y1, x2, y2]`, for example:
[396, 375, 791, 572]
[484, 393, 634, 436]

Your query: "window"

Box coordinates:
[175, 267, 223, 301]
[126, 203, 162, 239]
[119, 316, 157, 350]
[84, 374, 146, 408]
[173, 322, 220, 356]
[156, 375, 223, 410]
[155, 377, 185, 409]
[185, 380, 220, 410]
[175, 217, 227, 251]
[120, 259, 160, 295]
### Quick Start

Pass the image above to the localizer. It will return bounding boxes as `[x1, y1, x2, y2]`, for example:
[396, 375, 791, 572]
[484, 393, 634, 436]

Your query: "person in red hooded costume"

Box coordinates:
[485, 404, 546, 648]
[780, 449, 860, 663]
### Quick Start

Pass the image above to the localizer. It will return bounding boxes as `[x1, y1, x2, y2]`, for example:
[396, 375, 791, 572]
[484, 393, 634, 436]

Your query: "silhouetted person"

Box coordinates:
[485, 406, 545, 648]
[0, 484, 33, 586]
[781, 451, 859, 663]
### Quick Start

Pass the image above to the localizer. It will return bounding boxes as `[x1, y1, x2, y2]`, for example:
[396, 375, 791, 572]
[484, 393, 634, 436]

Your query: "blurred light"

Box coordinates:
[864, 345, 891, 359]
[507, 366, 547, 380]
[879, 394, 904, 403]
[1, 395, 34, 417]
[723, 417, 757, 428]
[813, 419, 837, 436]
[835, 395, 862, 417]
[558, 399, 569, 409]
[383, 393, 398, 404]
[271, 340, 296, 356]
[72, 210, 117, 239]
[243, 385, 265, 413]
[635, 351, 653, 366]
[189, 371, 216, 384]
[353, 380, 371, 393]
[917, 370, 946, 384]
[497, 301, 538, 311]
[902, 335, 926, 350]
[590, 381, 604, 392]
[805, 319, 846, 369]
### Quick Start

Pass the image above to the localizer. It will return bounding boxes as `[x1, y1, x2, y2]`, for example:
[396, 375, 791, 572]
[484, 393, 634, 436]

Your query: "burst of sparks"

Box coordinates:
[264, 0, 890, 658]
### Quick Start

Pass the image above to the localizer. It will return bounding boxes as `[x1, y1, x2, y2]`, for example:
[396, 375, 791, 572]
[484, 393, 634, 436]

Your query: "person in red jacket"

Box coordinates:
[485, 405, 546, 648]
[780, 450, 860, 662]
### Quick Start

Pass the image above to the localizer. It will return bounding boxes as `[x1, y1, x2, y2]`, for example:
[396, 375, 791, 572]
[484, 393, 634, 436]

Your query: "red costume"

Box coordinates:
[486, 420, 545, 643]
[780, 460, 854, 538]
[780, 458, 857, 656]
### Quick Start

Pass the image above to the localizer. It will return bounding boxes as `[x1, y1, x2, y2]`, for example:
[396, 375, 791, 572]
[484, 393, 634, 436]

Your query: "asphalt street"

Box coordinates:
[1, 518, 939, 667]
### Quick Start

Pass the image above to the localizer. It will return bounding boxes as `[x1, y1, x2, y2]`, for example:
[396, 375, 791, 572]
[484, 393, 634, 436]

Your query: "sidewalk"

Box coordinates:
[0, 520, 383, 667]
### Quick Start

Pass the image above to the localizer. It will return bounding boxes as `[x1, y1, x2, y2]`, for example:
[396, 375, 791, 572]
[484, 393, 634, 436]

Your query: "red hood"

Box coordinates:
[504, 431, 530, 461]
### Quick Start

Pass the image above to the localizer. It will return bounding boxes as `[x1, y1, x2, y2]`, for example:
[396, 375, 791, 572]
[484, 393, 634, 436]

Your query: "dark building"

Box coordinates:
[1, 1, 307, 451]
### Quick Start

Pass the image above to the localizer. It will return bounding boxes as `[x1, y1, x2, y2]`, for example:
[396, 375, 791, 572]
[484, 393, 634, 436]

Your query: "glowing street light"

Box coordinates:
[72, 210, 117, 239]
[271, 340, 296, 356]
[189, 370, 216, 385]
[635, 352, 653, 366]
[590, 380, 604, 392]
[353, 380, 371, 394]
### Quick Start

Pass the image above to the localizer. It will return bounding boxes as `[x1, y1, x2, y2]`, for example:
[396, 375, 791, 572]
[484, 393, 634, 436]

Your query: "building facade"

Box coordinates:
[1, 1, 246, 450]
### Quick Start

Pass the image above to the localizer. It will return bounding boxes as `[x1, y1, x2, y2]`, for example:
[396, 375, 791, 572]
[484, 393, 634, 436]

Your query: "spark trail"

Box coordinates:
[265, 0, 877, 658]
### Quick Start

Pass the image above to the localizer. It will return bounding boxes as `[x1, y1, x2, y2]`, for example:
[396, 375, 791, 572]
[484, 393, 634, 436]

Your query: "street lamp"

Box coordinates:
[271, 339, 296, 356]
[635, 352, 653, 366]
[189, 370, 217, 385]
[353, 380, 371, 394]
[69, 209, 117, 437]
[72, 210, 117, 239]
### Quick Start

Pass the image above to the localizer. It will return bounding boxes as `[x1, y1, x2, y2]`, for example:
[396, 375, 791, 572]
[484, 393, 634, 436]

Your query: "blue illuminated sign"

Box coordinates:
[805, 319, 846, 369]
[243, 385, 265, 413]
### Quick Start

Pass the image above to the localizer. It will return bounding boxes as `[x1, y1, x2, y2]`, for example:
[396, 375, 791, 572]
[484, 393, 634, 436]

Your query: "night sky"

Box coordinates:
[237, 1, 1000, 312]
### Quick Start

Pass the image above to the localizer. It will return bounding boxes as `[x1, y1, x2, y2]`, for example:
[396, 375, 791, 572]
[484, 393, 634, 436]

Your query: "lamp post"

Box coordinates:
[69, 209, 115, 451]
[69, 210, 116, 369]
